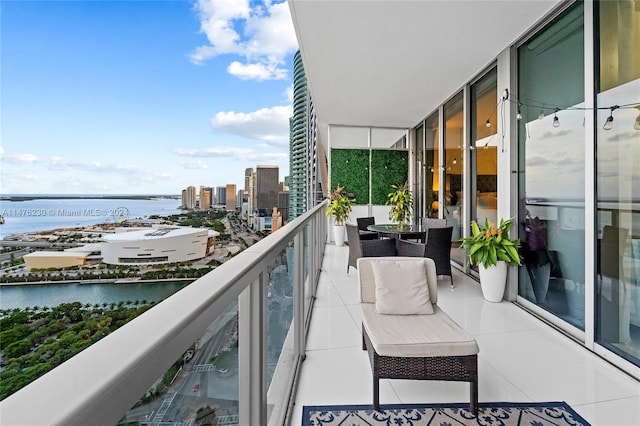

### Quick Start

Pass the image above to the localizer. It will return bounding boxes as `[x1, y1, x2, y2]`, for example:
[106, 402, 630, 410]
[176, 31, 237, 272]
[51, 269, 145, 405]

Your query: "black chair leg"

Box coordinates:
[450, 274, 454, 290]
[373, 375, 380, 411]
[470, 379, 478, 415]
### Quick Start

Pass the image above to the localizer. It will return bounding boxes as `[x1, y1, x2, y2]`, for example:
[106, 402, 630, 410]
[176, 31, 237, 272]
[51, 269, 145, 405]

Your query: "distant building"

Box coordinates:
[225, 184, 237, 211]
[199, 186, 213, 211]
[102, 227, 217, 265]
[288, 50, 327, 220]
[182, 186, 197, 210]
[278, 190, 289, 223]
[215, 186, 226, 208]
[245, 168, 256, 224]
[23, 251, 90, 271]
[256, 165, 279, 212]
[237, 189, 244, 208]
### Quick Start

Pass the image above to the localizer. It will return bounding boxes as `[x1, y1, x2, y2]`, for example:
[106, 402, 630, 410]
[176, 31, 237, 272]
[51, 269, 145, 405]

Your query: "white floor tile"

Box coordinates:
[572, 396, 640, 426]
[305, 305, 361, 350]
[292, 244, 640, 426]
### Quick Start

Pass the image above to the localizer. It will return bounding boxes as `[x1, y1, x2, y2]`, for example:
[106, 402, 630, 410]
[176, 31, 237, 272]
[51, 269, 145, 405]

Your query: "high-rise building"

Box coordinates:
[215, 186, 226, 207]
[245, 168, 256, 224]
[256, 165, 279, 214]
[289, 51, 308, 220]
[182, 186, 197, 210]
[288, 50, 328, 220]
[278, 190, 289, 223]
[237, 189, 244, 208]
[225, 184, 237, 211]
[199, 186, 213, 211]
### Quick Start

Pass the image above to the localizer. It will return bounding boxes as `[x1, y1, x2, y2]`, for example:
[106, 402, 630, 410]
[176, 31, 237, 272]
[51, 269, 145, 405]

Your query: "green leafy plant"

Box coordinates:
[460, 217, 522, 267]
[325, 186, 354, 225]
[386, 181, 413, 226]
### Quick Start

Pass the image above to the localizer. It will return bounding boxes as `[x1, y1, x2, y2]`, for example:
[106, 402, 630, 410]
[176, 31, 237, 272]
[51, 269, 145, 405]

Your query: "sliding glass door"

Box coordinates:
[517, 2, 586, 330]
[595, 0, 640, 366]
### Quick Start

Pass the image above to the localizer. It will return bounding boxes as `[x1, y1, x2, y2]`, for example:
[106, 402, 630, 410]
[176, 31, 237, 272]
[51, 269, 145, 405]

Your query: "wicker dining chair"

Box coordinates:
[346, 223, 396, 274]
[356, 216, 379, 240]
[395, 227, 455, 288]
[424, 226, 454, 288]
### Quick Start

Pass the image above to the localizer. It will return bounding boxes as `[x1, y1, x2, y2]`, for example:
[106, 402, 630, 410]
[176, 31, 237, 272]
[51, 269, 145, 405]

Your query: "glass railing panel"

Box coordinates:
[266, 241, 295, 424]
[120, 302, 239, 425]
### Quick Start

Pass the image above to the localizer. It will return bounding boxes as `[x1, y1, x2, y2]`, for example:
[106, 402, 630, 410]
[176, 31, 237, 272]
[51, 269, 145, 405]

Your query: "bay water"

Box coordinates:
[0, 195, 186, 309]
[0, 196, 181, 239]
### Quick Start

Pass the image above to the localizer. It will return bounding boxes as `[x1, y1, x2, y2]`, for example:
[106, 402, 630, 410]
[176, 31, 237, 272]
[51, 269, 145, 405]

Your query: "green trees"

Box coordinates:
[0, 302, 155, 401]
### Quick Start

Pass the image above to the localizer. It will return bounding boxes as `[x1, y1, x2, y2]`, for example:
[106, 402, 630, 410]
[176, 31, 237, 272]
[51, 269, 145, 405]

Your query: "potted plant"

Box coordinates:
[326, 186, 354, 246]
[460, 217, 522, 302]
[386, 181, 413, 227]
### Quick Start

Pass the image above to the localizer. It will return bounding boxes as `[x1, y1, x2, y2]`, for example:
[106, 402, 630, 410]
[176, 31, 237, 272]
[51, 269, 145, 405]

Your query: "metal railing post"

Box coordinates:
[238, 272, 267, 425]
[294, 232, 305, 359]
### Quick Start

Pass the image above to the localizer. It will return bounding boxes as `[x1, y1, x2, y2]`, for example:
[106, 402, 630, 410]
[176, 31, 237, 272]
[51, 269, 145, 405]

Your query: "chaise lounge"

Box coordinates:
[357, 257, 479, 414]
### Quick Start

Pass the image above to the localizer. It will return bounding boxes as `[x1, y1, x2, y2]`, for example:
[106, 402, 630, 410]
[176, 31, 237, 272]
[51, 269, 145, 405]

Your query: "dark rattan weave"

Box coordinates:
[363, 325, 478, 414]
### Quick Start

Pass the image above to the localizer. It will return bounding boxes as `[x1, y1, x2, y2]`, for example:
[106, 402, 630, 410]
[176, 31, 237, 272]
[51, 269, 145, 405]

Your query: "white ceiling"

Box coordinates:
[288, 0, 561, 142]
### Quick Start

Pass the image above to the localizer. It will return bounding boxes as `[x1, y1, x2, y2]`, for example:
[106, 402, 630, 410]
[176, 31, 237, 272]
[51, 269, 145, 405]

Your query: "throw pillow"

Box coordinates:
[371, 259, 433, 315]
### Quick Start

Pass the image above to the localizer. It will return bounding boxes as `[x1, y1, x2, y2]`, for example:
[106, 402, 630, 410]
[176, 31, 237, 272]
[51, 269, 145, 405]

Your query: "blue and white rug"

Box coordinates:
[302, 402, 590, 425]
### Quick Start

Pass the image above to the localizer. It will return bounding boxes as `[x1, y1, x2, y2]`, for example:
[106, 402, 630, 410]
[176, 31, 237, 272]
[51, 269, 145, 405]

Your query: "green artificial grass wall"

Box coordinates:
[371, 150, 409, 205]
[330, 148, 409, 205]
[330, 148, 370, 204]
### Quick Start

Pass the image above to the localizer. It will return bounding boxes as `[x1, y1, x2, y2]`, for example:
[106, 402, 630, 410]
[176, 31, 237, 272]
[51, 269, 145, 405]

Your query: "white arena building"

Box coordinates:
[101, 227, 217, 265]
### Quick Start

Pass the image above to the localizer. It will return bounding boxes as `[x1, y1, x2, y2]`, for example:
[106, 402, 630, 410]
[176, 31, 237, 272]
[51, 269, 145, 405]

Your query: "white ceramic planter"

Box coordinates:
[333, 224, 346, 246]
[478, 261, 508, 302]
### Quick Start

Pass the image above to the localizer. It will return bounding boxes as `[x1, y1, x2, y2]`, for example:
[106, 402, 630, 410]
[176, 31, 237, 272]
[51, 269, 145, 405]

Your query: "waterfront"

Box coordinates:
[0, 280, 191, 311]
[0, 196, 181, 239]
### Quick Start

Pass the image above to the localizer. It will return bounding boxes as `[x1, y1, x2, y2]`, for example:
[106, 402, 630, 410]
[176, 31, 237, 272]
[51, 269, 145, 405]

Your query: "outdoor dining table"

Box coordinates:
[367, 223, 426, 241]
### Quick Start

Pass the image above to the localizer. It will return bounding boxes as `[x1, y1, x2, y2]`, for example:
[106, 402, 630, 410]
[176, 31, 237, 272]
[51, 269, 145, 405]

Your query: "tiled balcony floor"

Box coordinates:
[291, 243, 640, 425]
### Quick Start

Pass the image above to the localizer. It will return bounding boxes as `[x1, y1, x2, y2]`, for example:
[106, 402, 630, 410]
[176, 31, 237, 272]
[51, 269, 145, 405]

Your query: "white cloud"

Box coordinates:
[227, 61, 287, 81]
[174, 146, 286, 162]
[190, 0, 298, 80]
[212, 105, 292, 146]
[181, 160, 209, 169]
[284, 84, 294, 103]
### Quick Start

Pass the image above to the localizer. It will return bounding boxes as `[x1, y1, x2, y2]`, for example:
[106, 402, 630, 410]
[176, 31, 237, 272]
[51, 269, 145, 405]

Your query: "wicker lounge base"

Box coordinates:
[362, 325, 478, 415]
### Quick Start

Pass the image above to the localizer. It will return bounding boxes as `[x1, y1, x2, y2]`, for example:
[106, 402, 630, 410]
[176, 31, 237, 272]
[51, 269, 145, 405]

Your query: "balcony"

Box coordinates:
[1, 203, 639, 425]
[291, 244, 640, 425]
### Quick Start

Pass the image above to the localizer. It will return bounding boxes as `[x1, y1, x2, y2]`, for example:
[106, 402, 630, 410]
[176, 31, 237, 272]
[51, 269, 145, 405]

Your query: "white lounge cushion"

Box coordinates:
[372, 258, 434, 315]
[358, 257, 438, 305]
[361, 303, 479, 357]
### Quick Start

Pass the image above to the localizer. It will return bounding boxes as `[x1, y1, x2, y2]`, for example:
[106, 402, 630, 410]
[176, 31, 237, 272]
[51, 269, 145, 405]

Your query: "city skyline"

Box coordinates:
[0, 0, 297, 195]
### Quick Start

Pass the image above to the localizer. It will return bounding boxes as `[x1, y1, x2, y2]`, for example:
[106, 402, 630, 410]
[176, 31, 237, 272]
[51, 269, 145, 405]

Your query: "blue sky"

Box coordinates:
[0, 0, 297, 195]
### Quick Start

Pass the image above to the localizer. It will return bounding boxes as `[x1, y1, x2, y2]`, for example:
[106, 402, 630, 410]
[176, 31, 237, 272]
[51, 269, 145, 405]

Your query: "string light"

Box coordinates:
[603, 105, 618, 131]
[510, 96, 639, 130]
[485, 119, 491, 128]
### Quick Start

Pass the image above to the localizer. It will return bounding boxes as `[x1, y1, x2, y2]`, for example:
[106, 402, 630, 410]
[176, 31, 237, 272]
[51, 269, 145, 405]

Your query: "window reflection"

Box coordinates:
[518, 2, 585, 330]
[595, 0, 640, 366]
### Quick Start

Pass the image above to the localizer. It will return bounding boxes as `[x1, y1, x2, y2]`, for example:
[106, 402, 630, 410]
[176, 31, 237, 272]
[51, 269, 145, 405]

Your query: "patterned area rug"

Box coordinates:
[302, 402, 591, 425]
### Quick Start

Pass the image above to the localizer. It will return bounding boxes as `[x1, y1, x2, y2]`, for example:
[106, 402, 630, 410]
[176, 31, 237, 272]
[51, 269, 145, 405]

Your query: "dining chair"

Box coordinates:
[356, 216, 378, 240]
[420, 218, 447, 243]
[424, 226, 454, 288]
[346, 223, 396, 274]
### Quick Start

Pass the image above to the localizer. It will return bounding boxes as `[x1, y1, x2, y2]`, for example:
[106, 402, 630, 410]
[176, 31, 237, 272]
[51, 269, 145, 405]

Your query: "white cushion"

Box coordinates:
[372, 259, 434, 315]
[358, 257, 438, 305]
[361, 303, 479, 357]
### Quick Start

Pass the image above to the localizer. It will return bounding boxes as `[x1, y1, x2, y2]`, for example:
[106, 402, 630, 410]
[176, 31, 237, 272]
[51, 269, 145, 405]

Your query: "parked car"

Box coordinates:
[192, 383, 200, 392]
